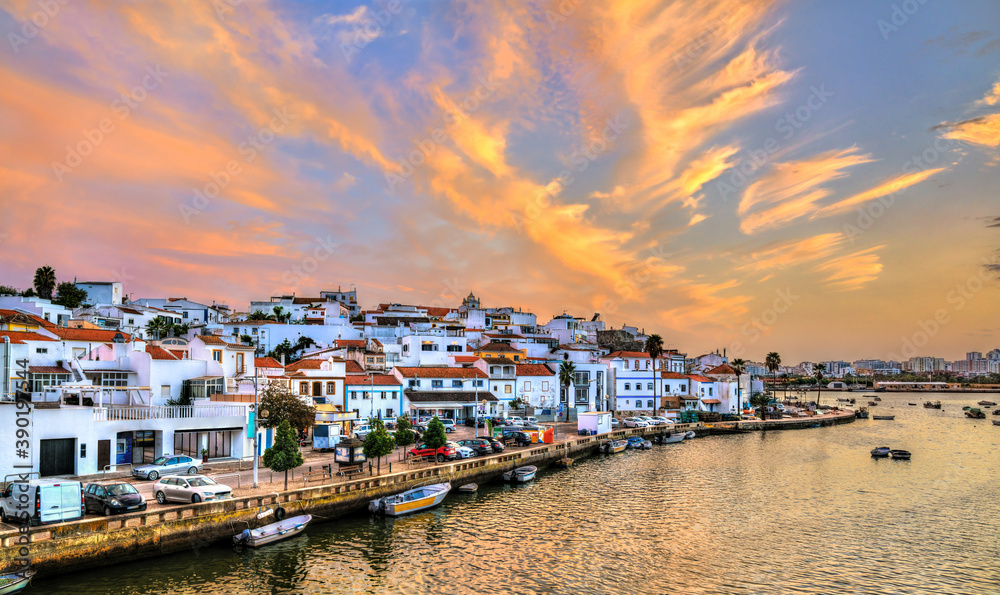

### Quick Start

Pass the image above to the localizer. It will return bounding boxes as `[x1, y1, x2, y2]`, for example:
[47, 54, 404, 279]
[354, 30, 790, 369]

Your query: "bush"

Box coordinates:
[394, 415, 416, 447]
[422, 416, 447, 449]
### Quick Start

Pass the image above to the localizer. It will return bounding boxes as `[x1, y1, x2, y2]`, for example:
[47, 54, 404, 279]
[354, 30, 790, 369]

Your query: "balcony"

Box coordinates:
[92, 404, 246, 422]
[490, 373, 516, 380]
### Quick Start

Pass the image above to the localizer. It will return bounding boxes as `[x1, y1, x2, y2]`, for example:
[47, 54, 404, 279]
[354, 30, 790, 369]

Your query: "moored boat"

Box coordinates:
[654, 433, 685, 444]
[923, 401, 941, 409]
[369, 483, 451, 516]
[907, 403, 917, 406]
[602, 439, 627, 454]
[868, 401, 878, 406]
[965, 408, 986, 419]
[873, 396, 882, 401]
[626, 436, 652, 449]
[684, 431, 696, 439]
[501, 466, 537, 483]
[977, 400, 996, 407]
[992, 420, 1000, 426]
[0, 571, 33, 594]
[889, 450, 911, 460]
[234, 514, 311, 547]
[457, 483, 478, 493]
[855, 407, 869, 419]
[870, 446, 890, 457]
[872, 415, 895, 421]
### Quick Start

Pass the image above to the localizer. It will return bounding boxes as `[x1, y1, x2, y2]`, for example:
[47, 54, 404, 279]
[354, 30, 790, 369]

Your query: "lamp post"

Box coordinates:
[252, 366, 259, 488]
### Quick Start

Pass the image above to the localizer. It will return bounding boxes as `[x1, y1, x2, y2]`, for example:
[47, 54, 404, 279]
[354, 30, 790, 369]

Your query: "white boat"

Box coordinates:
[234, 514, 312, 547]
[0, 571, 33, 594]
[369, 483, 451, 516]
[501, 466, 537, 483]
[684, 431, 696, 439]
[655, 433, 685, 444]
[602, 439, 627, 454]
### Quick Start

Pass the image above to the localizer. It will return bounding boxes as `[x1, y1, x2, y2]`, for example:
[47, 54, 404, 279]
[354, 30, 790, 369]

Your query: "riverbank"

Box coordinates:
[1, 412, 856, 579]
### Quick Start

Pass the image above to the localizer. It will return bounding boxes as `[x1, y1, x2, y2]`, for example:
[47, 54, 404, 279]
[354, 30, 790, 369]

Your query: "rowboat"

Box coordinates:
[501, 466, 537, 483]
[457, 483, 478, 493]
[870, 446, 890, 458]
[369, 483, 451, 516]
[0, 571, 33, 594]
[890, 450, 911, 460]
[992, 420, 1000, 426]
[626, 436, 652, 449]
[602, 439, 627, 454]
[965, 408, 986, 419]
[234, 514, 311, 547]
[923, 401, 941, 409]
[872, 415, 895, 421]
[654, 433, 685, 444]
[855, 408, 869, 419]
[977, 400, 996, 407]
[684, 431, 696, 439]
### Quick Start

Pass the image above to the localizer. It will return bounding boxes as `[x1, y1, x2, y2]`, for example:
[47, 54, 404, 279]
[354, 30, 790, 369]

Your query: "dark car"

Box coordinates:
[408, 443, 458, 462]
[507, 431, 532, 447]
[84, 481, 146, 516]
[487, 438, 504, 452]
[456, 439, 493, 456]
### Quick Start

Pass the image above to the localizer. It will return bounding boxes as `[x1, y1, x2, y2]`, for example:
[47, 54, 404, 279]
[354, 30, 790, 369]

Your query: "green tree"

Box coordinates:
[272, 305, 292, 323]
[145, 317, 172, 340]
[393, 414, 416, 447]
[422, 416, 447, 449]
[20, 288, 35, 298]
[645, 334, 664, 413]
[814, 363, 827, 408]
[52, 282, 89, 308]
[247, 310, 275, 322]
[262, 420, 303, 490]
[33, 266, 56, 300]
[171, 323, 190, 338]
[558, 360, 576, 421]
[766, 352, 781, 400]
[267, 339, 298, 364]
[293, 336, 316, 354]
[0, 285, 20, 296]
[750, 391, 770, 420]
[363, 418, 396, 474]
[259, 383, 316, 431]
[730, 358, 746, 413]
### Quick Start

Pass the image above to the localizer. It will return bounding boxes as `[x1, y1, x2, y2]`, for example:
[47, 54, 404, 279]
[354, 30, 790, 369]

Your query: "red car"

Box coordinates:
[408, 443, 458, 462]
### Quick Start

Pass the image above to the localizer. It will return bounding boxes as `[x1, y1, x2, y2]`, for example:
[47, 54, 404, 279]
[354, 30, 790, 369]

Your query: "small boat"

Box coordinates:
[889, 450, 911, 460]
[602, 439, 627, 454]
[872, 415, 895, 421]
[992, 420, 1000, 426]
[855, 407, 869, 419]
[965, 408, 986, 419]
[923, 401, 941, 409]
[977, 400, 997, 407]
[0, 571, 33, 594]
[868, 401, 878, 406]
[625, 436, 652, 449]
[501, 466, 537, 483]
[369, 483, 451, 516]
[873, 396, 882, 401]
[849, 398, 856, 405]
[234, 514, 311, 547]
[684, 431, 696, 439]
[654, 433, 685, 444]
[457, 483, 478, 493]
[870, 446, 890, 458]
[993, 409, 1000, 416]
[907, 403, 917, 406]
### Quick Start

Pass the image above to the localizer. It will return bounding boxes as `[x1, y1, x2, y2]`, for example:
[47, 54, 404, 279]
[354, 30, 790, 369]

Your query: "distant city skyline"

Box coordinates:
[1, 1, 998, 362]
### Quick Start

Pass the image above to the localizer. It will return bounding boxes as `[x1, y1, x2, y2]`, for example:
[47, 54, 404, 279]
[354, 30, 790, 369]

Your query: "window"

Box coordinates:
[446, 345, 462, 352]
[99, 373, 129, 387]
[299, 382, 308, 395]
[432, 380, 443, 388]
[363, 392, 370, 400]
[635, 360, 640, 369]
[326, 382, 336, 395]
[251, 327, 258, 335]
[523, 381, 531, 391]
[183, 311, 189, 319]
[624, 400, 630, 407]
[409, 379, 419, 388]
[403, 344, 409, 353]
[452, 380, 463, 388]
[504, 385, 511, 393]
[212, 350, 222, 363]
[380, 391, 386, 399]
[624, 383, 631, 391]
[708, 387, 713, 396]
[29, 373, 71, 392]
[232, 328, 240, 336]
[36, 348, 48, 354]
[647, 400, 653, 408]
[161, 385, 170, 398]
[351, 391, 357, 400]
[421, 344, 438, 352]
[622, 360, 629, 370]
[575, 387, 588, 403]
[647, 383, 654, 390]
[475, 380, 484, 387]
[128, 318, 135, 325]
[542, 381, 549, 390]
[366, 357, 373, 364]
[573, 371, 589, 385]
[513, 355, 519, 361]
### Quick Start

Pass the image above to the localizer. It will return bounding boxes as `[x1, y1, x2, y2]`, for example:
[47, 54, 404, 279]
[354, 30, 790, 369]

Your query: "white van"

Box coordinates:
[0, 479, 84, 526]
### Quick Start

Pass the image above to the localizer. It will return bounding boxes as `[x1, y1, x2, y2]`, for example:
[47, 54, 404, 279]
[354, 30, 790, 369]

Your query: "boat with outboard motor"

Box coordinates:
[501, 466, 537, 483]
[369, 482, 451, 516]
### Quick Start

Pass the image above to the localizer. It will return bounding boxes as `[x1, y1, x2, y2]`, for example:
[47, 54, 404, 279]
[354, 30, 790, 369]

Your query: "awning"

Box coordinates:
[701, 399, 721, 404]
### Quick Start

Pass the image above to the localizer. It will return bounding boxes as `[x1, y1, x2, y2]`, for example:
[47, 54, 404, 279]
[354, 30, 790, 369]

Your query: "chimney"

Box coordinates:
[280, 354, 285, 367]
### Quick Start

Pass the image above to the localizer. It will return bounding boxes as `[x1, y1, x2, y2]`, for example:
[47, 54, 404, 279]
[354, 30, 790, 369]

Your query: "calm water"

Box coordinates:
[36, 393, 1000, 594]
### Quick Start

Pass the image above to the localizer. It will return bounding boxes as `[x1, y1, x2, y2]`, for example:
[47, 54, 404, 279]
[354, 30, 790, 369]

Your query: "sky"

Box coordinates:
[0, 0, 998, 364]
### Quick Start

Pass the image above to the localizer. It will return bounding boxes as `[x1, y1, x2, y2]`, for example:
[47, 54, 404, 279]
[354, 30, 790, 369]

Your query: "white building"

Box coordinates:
[73, 281, 124, 306]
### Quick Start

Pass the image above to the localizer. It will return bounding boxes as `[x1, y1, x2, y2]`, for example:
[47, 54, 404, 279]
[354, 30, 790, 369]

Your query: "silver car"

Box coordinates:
[132, 455, 200, 481]
[153, 475, 232, 504]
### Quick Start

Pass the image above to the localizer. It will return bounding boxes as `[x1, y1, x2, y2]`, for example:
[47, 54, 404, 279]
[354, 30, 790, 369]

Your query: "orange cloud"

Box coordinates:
[739, 233, 846, 272]
[812, 167, 947, 219]
[813, 246, 885, 290]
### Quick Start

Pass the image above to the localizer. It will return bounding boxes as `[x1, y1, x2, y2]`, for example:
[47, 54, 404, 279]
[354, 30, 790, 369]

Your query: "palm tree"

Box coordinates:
[272, 306, 292, 323]
[293, 336, 316, 354]
[730, 358, 746, 413]
[644, 334, 664, 414]
[171, 323, 190, 338]
[145, 317, 172, 340]
[246, 310, 275, 322]
[558, 360, 576, 422]
[750, 391, 770, 420]
[765, 352, 781, 401]
[33, 266, 56, 300]
[814, 363, 827, 408]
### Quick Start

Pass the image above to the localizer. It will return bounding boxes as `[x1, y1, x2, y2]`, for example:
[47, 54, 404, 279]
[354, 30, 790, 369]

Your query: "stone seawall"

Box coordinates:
[0, 415, 854, 578]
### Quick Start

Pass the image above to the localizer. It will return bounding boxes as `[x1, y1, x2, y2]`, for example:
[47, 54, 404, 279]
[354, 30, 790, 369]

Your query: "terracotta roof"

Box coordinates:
[196, 335, 254, 349]
[118, 307, 143, 315]
[47, 327, 132, 342]
[706, 364, 737, 376]
[168, 349, 187, 360]
[604, 351, 667, 359]
[394, 367, 488, 379]
[345, 360, 365, 374]
[483, 357, 517, 365]
[285, 359, 325, 371]
[0, 330, 57, 343]
[0, 309, 55, 328]
[346, 374, 401, 386]
[255, 357, 283, 368]
[701, 398, 722, 404]
[335, 340, 366, 348]
[687, 374, 715, 383]
[405, 391, 497, 403]
[291, 297, 324, 304]
[451, 355, 481, 363]
[516, 363, 554, 376]
[477, 342, 521, 353]
[28, 366, 70, 374]
[661, 372, 689, 380]
[145, 345, 179, 360]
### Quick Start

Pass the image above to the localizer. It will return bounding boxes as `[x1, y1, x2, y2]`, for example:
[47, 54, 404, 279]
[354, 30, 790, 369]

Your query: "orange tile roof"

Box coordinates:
[335, 340, 366, 348]
[168, 349, 187, 360]
[452, 355, 481, 363]
[393, 366, 488, 379]
[687, 374, 715, 383]
[706, 364, 737, 375]
[285, 359, 325, 371]
[196, 335, 254, 349]
[476, 342, 521, 353]
[516, 363, 553, 376]
[0, 330, 57, 343]
[346, 374, 402, 386]
[345, 360, 365, 374]
[701, 398, 722, 404]
[0, 309, 56, 327]
[661, 372, 689, 380]
[604, 351, 667, 359]
[47, 327, 132, 342]
[28, 366, 70, 374]
[255, 357, 283, 368]
[145, 345, 179, 360]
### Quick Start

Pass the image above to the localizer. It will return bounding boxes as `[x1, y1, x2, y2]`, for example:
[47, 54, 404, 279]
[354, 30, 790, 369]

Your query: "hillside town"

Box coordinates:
[1, 276, 997, 479]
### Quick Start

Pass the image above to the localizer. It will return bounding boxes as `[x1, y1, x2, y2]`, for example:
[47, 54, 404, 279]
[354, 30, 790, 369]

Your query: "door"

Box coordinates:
[39, 438, 75, 477]
[61, 484, 82, 521]
[236, 353, 244, 374]
[97, 440, 111, 472]
[40, 486, 62, 524]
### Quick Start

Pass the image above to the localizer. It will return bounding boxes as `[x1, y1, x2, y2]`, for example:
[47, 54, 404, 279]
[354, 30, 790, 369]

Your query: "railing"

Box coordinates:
[490, 373, 516, 380]
[93, 404, 246, 422]
[103, 463, 133, 476]
[213, 473, 242, 488]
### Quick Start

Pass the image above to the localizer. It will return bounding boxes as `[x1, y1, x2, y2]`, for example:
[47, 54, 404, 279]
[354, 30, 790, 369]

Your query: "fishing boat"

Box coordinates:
[889, 450, 911, 460]
[977, 400, 997, 407]
[0, 571, 33, 594]
[602, 439, 627, 454]
[234, 514, 311, 547]
[872, 415, 895, 421]
[654, 433, 685, 444]
[923, 401, 941, 409]
[626, 436, 652, 449]
[457, 483, 478, 493]
[501, 466, 537, 483]
[369, 482, 451, 516]
[965, 408, 986, 419]
[870, 446, 890, 457]
[855, 407, 869, 419]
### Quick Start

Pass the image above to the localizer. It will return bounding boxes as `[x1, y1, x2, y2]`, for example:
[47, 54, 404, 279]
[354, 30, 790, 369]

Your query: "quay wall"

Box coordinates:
[0, 413, 855, 578]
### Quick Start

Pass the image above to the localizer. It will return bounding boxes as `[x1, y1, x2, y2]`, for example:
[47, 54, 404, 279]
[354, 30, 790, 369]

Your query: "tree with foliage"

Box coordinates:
[52, 282, 89, 308]
[247, 310, 275, 322]
[20, 288, 35, 297]
[145, 317, 172, 340]
[750, 391, 770, 420]
[170, 323, 190, 338]
[363, 418, 396, 475]
[293, 336, 316, 354]
[267, 339, 298, 364]
[393, 414, 416, 447]
[0, 285, 19, 296]
[814, 363, 826, 408]
[558, 360, 576, 421]
[240, 334, 253, 345]
[645, 334, 664, 413]
[272, 306, 292, 323]
[422, 416, 447, 449]
[262, 420, 303, 490]
[33, 266, 56, 300]
[350, 313, 364, 323]
[258, 383, 316, 431]
[765, 352, 781, 400]
[730, 358, 746, 413]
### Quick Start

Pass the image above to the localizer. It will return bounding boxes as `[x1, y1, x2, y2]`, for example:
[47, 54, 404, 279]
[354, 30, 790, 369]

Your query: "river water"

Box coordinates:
[35, 393, 1000, 594]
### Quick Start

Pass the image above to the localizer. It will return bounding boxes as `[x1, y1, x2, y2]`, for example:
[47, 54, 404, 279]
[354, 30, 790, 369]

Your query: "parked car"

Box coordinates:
[408, 443, 458, 462]
[456, 439, 493, 456]
[84, 481, 146, 516]
[487, 438, 505, 452]
[650, 416, 673, 425]
[132, 455, 200, 481]
[0, 479, 83, 525]
[524, 416, 538, 425]
[507, 431, 532, 447]
[440, 419, 456, 433]
[354, 425, 373, 440]
[610, 418, 621, 428]
[153, 475, 233, 504]
[507, 416, 524, 426]
[447, 441, 476, 459]
[639, 416, 660, 425]
[623, 417, 649, 428]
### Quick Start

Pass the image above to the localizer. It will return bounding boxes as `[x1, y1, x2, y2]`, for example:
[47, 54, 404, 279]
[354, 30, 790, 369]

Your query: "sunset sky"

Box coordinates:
[1, 0, 998, 363]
